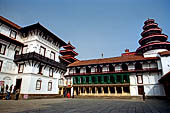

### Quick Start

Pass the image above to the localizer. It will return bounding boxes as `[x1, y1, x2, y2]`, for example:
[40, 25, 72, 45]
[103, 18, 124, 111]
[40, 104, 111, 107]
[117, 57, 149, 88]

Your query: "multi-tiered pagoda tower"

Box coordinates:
[60, 41, 78, 63]
[136, 19, 170, 54]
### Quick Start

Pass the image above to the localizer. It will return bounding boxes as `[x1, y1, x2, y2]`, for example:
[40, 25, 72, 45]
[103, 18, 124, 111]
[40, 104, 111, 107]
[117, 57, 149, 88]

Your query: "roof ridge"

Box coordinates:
[0, 16, 21, 29]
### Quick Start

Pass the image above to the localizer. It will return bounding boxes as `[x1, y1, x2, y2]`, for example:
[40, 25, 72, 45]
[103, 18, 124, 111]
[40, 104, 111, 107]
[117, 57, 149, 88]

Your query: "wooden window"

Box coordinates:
[10, 30, 17, 39]
[48, 82, 52, 91]
[0, 43, 6, 55]
[137, 75, 143, 84]
[36, 80, 42, 90]
[38, 65, 43, 74]
[15, 50, 19, 56]
[50, 51, 55, 60]
[122, 63, 128, 71]
[40, 46, 46, 56]
[49, 68, 53, 77]
[135, 62, 142, 70]
[22, 45, 28, 54]
[18, 64, 24, 73]
[0, 60, 3, 72]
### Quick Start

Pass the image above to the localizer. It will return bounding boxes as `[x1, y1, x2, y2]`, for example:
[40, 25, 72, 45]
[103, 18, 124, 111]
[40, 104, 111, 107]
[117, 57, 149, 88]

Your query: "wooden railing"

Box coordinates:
[14, 52, 66, 71]
[66, 68, 160, 76]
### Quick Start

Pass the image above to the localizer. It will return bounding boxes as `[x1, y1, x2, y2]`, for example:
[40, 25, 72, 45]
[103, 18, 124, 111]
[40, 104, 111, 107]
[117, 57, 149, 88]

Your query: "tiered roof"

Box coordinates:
[60, 41, 78, 63]
[136, 19, 170, 53]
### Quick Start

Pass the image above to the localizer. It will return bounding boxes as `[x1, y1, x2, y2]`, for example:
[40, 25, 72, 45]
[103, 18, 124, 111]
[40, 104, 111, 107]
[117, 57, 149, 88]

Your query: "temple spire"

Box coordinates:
[136, 19, 170, 54]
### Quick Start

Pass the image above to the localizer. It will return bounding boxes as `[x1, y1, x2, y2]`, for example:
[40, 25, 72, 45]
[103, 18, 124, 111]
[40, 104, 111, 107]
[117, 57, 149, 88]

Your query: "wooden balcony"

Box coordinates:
[14, 52, 66, 71]
[65, 68, 161, 77]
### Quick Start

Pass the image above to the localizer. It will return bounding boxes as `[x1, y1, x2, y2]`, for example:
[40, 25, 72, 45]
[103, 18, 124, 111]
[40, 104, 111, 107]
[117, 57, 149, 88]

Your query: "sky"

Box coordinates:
[0, 0, 170, 60]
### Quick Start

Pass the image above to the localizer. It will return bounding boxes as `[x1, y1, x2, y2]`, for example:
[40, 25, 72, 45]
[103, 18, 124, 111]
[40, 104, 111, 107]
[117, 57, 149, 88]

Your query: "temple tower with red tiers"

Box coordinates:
[136, 19, 170, 57]
[60, 41, 78, 63]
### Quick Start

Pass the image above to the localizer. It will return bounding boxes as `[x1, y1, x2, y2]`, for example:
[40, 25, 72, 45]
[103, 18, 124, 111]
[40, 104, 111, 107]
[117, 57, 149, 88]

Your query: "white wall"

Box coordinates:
[17, 73, 59, 94]
[160, 55, 170, 75]
[143, 49, 167, 58]
[0, 23, 22, 42]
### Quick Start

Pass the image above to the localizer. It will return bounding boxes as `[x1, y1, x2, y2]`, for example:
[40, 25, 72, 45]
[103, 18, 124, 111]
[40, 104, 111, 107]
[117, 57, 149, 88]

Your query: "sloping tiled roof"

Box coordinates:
[0, 16, 21, 29]
[68, 54, 159, 67]
[159, 51, 170, 56]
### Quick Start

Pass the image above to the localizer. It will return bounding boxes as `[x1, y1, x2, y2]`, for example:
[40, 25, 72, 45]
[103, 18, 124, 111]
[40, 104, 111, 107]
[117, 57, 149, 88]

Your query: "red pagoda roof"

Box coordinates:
[137, 19, 170, 54]
[136, 42, 170, 53]
[61, 56, 78, 62]
[63, 41, 76, 49]
[144, 19, 155, 25]
[139, 34, 168, 45]
[159, 51, 170, 56]
[141, 28, 162, 36]
[143, 23, 158, 30]
[60, 50, 78, 56]
[68, 54, 159, 67]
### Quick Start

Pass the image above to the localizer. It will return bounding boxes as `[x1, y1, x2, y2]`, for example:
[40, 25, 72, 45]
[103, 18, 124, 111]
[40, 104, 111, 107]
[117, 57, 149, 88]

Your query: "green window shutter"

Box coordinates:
[83, 76, 86, 84]
[95, 76, 98, 84]
[101, 76, 104, 84]
[73, 77, 76, 84]
[114, 75, 117, 83]
[127, 74, 130, 83]
[121, 75, 123, 83]
[108, 75, 111, 84]
[77, 77, 80, 84]
[89, 76, 92, 84]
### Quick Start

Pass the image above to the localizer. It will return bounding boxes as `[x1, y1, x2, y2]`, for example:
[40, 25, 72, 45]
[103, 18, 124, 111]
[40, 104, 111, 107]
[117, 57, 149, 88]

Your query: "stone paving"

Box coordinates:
[0, 98, 170, 113]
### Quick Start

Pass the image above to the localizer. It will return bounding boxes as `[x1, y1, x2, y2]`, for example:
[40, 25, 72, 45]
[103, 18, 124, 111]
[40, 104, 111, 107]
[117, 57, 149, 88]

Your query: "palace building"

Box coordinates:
[0, 16, 70, 99]
[64, 19, 170, 97]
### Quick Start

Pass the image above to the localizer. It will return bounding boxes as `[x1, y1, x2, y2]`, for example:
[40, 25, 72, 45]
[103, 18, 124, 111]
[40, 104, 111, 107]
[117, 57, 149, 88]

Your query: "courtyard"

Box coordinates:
[0, 98, 170, 113]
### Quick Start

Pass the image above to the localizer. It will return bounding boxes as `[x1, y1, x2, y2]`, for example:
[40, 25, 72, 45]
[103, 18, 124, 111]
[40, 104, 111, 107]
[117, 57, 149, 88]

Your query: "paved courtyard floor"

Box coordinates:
[0, 98, 170, 113]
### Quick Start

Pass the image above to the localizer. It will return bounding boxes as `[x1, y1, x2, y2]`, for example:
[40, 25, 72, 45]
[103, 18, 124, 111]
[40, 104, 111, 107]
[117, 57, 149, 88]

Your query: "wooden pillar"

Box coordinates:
[108, 86, 111, 95]
[90, 87, 92, 95]
[61, 88, 63, 95]
[114, 87, 117, 95]
[95, 87, 98, 95]
[102, 87, 104, 95]
[74, 87, 77, 95]
[79, 87, 82, 95]
[121, 86, 124, 95]
[85, 87, 87, 95]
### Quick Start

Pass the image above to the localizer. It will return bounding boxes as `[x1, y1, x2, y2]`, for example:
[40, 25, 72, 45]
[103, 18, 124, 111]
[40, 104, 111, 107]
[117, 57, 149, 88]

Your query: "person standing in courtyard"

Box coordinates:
[1, 84, 4, 99]
[67, 91, 70, 98]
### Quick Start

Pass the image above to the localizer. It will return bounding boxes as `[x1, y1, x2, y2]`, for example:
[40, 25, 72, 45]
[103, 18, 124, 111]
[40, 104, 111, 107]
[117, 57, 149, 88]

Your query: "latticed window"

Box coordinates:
[40, 46, 46, 56]
[48, 82, 52, 91]
[38, 65, 43, 74]
[50, 51, 55, 60]
[36, 80, 42, 90]
[0, 43, 6, 55]
[137, 75, 143, 84]
[0, 60, 3, 72]
[9, 30, 17, 39]
[18, 64, 24, 73]
[49, 68, 53, 77]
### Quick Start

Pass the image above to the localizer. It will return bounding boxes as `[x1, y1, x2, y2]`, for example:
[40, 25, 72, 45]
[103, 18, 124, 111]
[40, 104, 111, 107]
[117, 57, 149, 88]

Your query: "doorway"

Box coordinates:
[138, 86, 144, 95]
[16, 79, 22, 90]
